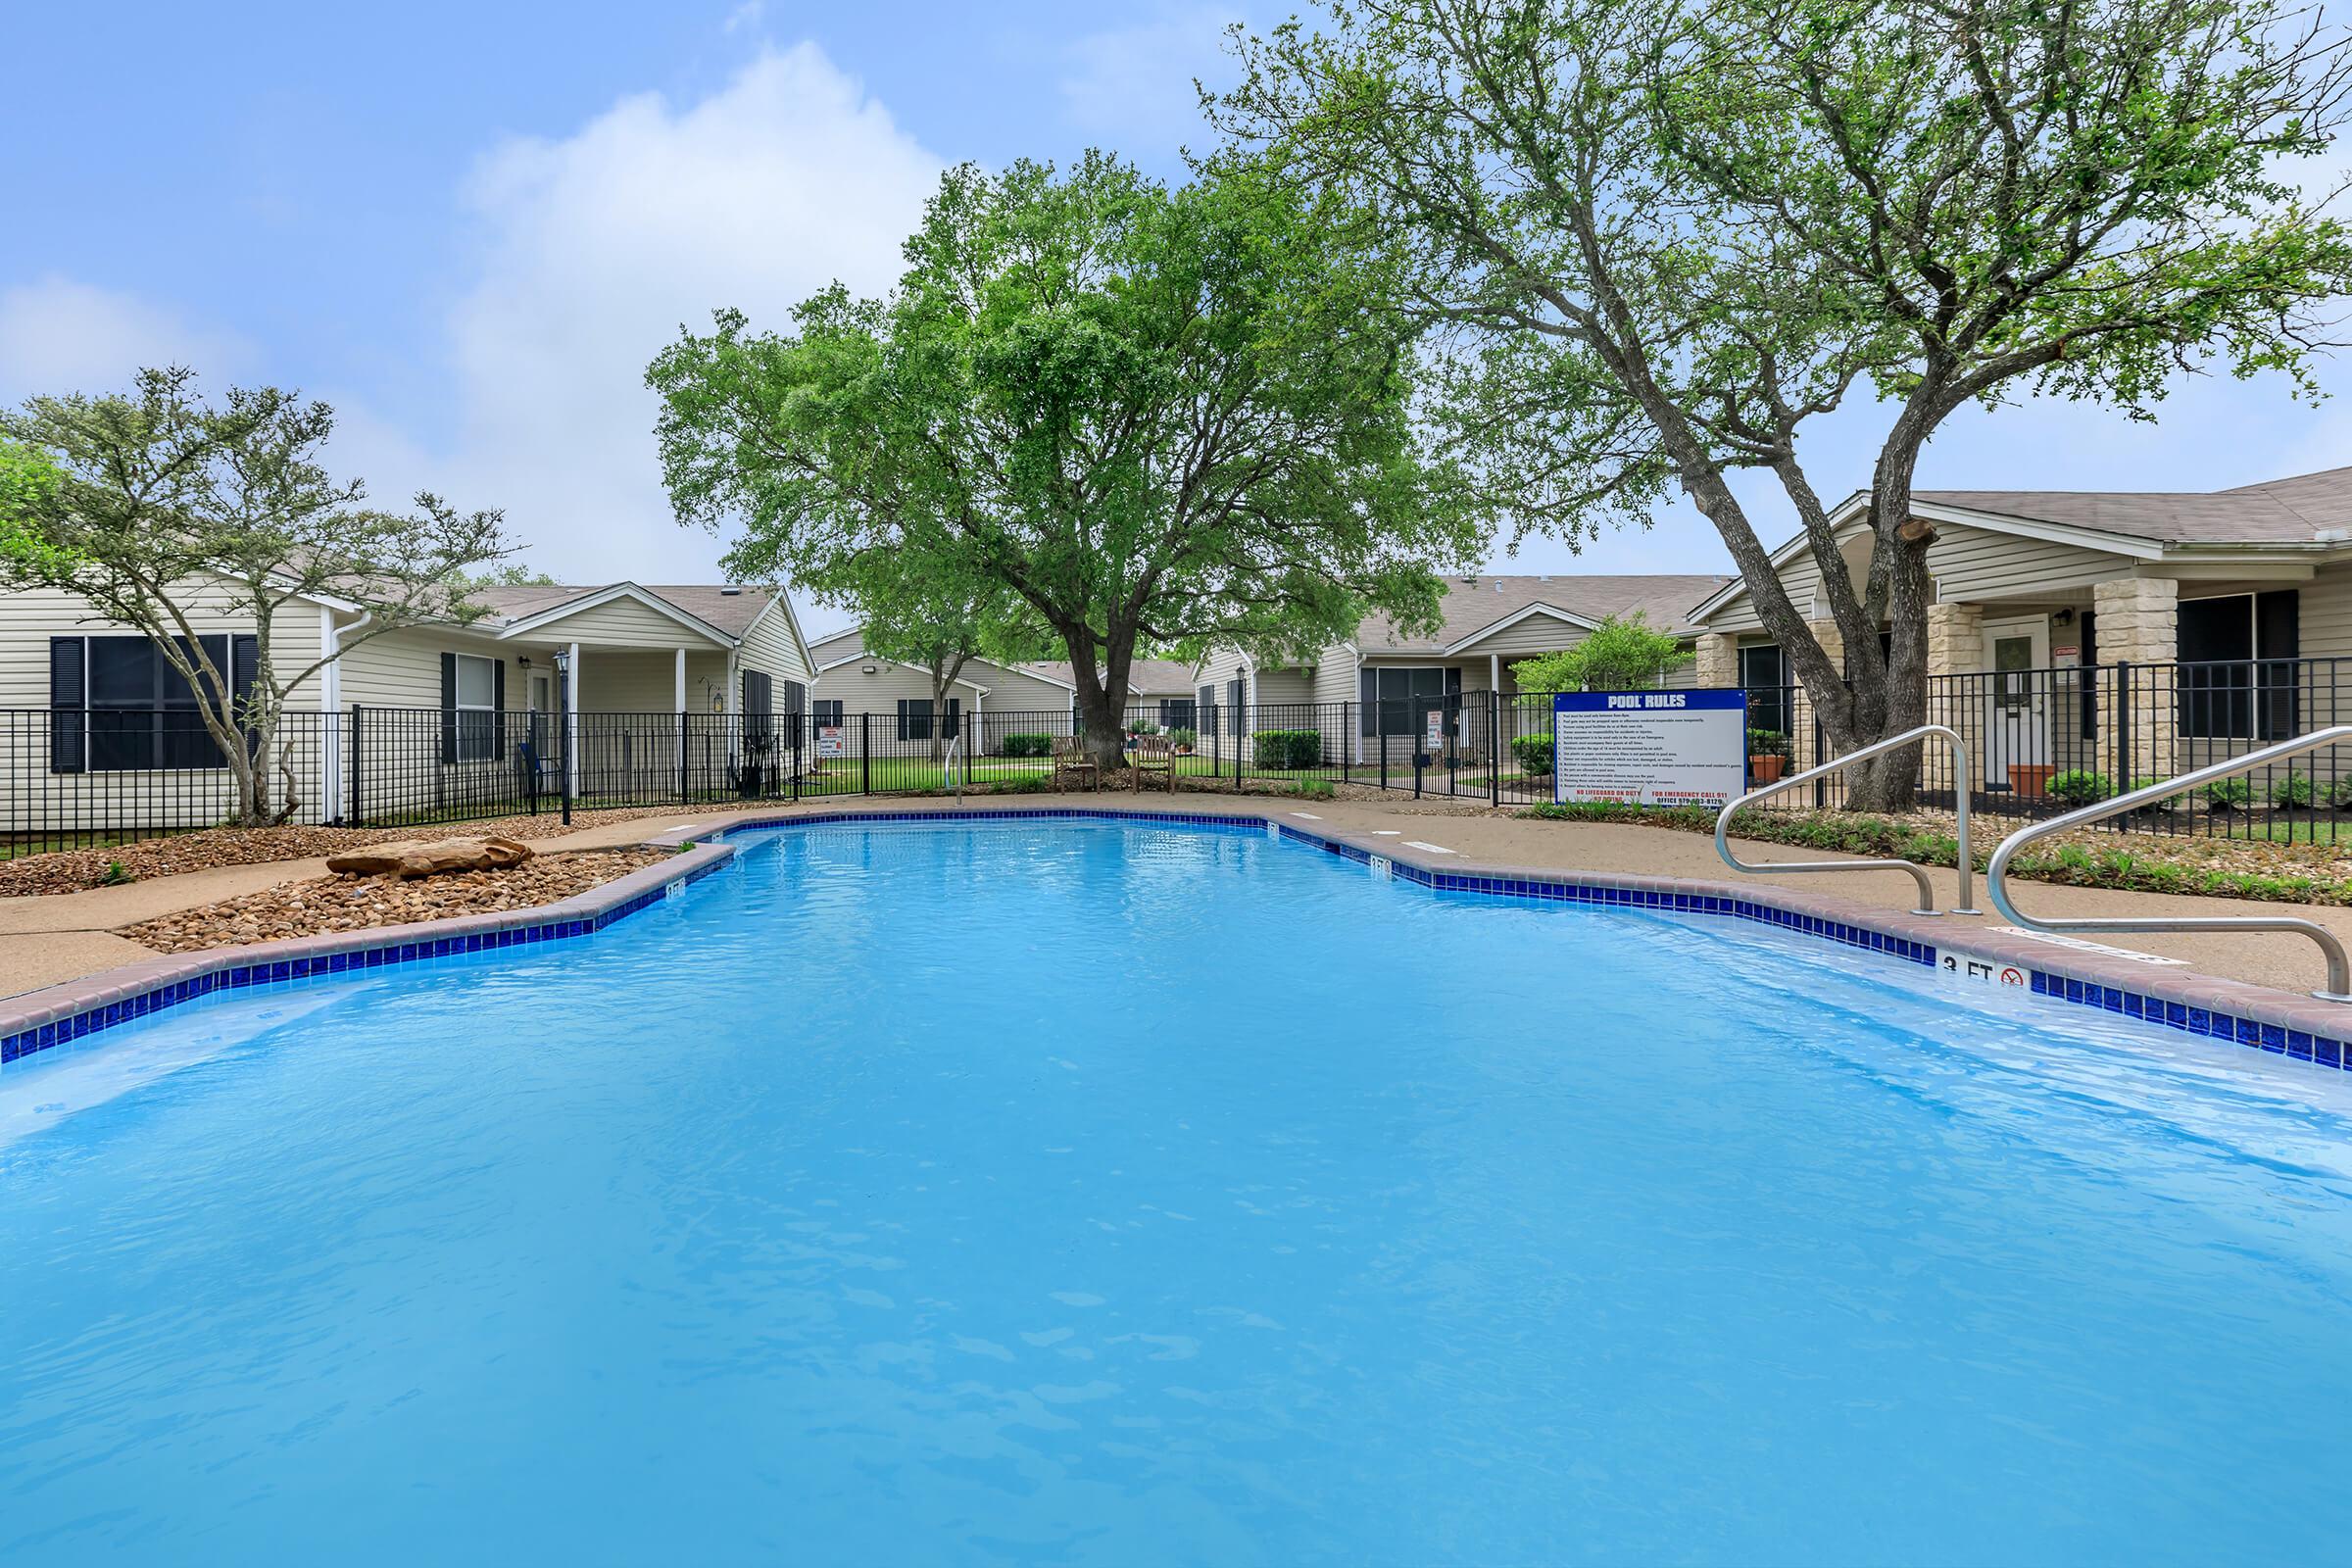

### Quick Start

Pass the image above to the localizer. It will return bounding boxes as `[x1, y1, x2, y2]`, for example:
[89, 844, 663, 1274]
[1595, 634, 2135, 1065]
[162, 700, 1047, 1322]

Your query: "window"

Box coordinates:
[2179, 591, 2299, 739]
[441, 653, 500, 763]
[813, 699, 844, 726]
[1197, 683, 1216, 738]
[1356, 666, 1452, 739]
[50, 634, 248, 774]
[895, 696, 961, 741]
[1226, 677, 1245, 736]
[742, 669, 775, 746]
[1158, 697, 1195, 730]
[1737, 644, 1787, 738]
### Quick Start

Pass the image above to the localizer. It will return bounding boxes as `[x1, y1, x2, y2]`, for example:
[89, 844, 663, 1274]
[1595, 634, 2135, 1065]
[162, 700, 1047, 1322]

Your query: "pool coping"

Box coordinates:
[5, 800, 2349, 1073]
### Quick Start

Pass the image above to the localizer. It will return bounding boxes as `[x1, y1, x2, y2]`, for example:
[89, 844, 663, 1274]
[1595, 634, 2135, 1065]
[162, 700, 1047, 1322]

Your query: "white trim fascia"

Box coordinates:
[814, 650, 991, 694]
[492, 582, 736, 648]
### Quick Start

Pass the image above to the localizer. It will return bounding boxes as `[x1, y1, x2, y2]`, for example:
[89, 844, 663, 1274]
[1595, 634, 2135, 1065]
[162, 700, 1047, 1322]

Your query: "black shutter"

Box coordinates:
[439, 652, 458, 764]
[1357, 668, 1376, 736]
[945, 696, 961, 741]
[2078, 613, 2099, 742]
[49, 637, 84, 774]
[493, 658, 508, 760]
[1227, 678, 1243, 736]
[896, 699, 911, 742]
[2257, 589, 2301, 740]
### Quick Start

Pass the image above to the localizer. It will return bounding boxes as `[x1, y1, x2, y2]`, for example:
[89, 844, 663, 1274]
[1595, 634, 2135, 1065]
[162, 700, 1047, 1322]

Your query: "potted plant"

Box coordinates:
[1168, 726, 1197, 755]
[1746, 729, 1790, 785]
[2007, 761, 2057, 799]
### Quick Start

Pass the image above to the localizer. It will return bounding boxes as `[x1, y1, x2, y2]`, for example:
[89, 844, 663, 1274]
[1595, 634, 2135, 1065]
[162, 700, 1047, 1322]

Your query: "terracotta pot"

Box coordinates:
[1747, 755, 1787, 785]
[2008, 763, 2057, 799]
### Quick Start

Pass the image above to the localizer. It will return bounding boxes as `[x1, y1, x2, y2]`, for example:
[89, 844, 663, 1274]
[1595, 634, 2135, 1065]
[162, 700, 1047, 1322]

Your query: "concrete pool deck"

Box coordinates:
[3, 790, 2350, 1005]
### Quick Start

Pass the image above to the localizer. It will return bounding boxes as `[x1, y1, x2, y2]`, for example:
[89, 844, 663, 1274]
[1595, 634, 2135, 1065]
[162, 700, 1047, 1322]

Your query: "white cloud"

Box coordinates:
[0, 276, 255, 401]
[339, 42, 940, 586]
[1060, 4, 1238, 150]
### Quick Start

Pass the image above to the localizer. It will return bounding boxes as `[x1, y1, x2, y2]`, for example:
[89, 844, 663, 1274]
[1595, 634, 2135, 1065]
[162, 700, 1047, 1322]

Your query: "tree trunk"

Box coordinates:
[1061, 628, 1134, 778]
[1843, 416, 1938, 812]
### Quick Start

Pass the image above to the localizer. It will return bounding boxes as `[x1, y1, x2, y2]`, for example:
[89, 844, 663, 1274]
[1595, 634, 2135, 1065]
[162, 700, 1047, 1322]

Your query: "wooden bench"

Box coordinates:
[1129, 732, 1178, 792]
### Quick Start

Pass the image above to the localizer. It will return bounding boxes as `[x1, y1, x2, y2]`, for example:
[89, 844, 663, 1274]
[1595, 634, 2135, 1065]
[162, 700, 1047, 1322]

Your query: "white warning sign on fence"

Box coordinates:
[1552, 690, 1747, 808]
[815, 724, 845, 760]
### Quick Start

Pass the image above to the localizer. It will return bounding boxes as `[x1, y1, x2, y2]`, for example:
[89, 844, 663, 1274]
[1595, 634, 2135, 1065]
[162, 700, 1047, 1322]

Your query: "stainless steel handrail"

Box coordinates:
[1985, 724, 2352, 1003]
[1715, 724, 1978, 916]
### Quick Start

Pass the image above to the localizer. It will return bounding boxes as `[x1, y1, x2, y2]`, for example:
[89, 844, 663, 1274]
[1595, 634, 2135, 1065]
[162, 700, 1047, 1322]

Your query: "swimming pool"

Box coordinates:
[4, 816, 2351, 1563]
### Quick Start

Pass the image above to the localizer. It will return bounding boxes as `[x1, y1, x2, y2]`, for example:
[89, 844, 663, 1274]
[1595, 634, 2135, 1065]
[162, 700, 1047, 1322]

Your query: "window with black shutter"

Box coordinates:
[1738, 644, 1788, 737]
[741, 669, 774, 745]
[2179, 592, 2298, 739]
[51, 634, 238, 772]
[896, 698, 934, 740]
[440, 653, 501, 762]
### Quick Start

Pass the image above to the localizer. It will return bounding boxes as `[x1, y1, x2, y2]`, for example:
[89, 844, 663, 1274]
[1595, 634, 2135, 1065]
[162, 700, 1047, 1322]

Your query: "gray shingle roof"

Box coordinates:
[1357, 573, 1734, 652]
[1918, 465, 2352, 545]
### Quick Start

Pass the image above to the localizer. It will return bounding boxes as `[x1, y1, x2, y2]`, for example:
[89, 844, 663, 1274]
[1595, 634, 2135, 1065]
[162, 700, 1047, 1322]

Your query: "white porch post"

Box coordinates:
[566, 640, 581, 798]
[1491, 651, 1502, 777]
[320, 607, 342, 824]
[674, 647, 687, 712]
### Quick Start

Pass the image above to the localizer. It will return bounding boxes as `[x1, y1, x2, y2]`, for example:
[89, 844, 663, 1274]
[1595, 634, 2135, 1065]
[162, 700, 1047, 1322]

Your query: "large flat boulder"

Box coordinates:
[326, 835, 536, 880]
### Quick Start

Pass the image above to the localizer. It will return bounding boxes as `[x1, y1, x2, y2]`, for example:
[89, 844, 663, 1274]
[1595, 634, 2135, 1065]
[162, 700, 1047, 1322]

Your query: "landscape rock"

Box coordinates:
[326, 835, 536, 879]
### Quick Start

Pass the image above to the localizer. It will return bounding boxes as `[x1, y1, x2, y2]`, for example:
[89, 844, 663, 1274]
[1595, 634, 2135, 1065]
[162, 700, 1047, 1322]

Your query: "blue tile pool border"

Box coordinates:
[6, 801, 2347, 1074]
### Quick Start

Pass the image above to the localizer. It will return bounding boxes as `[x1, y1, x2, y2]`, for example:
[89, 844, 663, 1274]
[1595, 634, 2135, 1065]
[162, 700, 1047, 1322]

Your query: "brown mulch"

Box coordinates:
[117, 848, 674, 955]
[1855, 807, 2352, 885]
[0, 806, 711, 899]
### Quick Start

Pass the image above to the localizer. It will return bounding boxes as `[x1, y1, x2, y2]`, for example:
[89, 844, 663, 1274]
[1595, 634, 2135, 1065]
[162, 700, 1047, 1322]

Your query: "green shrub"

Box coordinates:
[1131, 721, 1161, 736]
[1251, 729, 1323, 769]
[2125, 776, 2188, 813]
[2271, 770, 2317, 808]
[2330, 776, 2352, 810]
[2203, 777, 2254, 810]
[2046, 770, 2114, 806]
[1168, 727, 1197, 750]
[1745, 728, 1790, 760]
[1293, 777, 1335, 801]
[1511, 734, 1555, 775]
[1001, 733, 1053, 759]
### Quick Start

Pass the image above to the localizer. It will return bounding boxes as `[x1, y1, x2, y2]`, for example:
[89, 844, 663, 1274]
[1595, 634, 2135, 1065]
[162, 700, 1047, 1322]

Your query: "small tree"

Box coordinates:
[0, 368, 511, 824]
[1510, 613, 1690, 692]
[651, 153, 1484, 774]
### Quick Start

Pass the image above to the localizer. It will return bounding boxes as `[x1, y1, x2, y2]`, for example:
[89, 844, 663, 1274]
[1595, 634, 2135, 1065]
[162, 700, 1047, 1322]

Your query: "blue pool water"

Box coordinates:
[5, 819, 2352, 1564]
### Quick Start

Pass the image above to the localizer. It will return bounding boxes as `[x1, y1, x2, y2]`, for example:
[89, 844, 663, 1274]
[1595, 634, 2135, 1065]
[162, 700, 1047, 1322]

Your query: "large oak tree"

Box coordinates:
[1218, 0, 2352, 807]
[649, 152, 1483, 773]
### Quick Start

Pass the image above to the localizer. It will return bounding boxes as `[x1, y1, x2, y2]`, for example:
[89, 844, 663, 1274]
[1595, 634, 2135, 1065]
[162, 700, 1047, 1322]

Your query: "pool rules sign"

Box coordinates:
[1552, 690, 1748, 807]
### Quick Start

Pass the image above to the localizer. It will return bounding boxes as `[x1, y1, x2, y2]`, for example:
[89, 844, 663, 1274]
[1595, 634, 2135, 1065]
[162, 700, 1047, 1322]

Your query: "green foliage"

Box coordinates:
[2330, 777, 2352, 811]
[96, 860, 134, 887]
[1001, 733, 1054, 759]
[1744, 729, 1789, 760]
[1293, 777, 1336, 801]
[2047, 771, 2115, 807]
[450, 563, 560, 592]
[1508, 614, 1690, 693]
[1168, 727, 1197, 750]
[1217, 0, 2352, 791]
[2272, 770, 2318, 808]
[648, 152, 1484, 768]
[2204, 778, 2255, 810]
[1511, 734, 1555, 775]
[1251, 729, 1323, 768]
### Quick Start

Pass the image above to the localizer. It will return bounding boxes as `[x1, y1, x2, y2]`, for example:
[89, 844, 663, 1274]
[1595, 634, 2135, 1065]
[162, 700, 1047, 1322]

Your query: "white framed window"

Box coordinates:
[453, 653, 499, 761]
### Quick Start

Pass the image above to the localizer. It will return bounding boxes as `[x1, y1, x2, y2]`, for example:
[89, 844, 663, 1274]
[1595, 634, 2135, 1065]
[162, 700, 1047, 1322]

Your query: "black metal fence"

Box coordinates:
[8, 659, 2351, 860]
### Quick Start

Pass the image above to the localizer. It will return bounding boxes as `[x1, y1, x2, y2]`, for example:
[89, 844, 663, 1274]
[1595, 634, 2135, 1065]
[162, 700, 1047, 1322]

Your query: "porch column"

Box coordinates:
[565, 640, 581, 798]
[674, 647, 686, 712]
[1925, 603, 1984, 677]
[2093, 576, 2179, 783]
[1694, 632, 1737, 689]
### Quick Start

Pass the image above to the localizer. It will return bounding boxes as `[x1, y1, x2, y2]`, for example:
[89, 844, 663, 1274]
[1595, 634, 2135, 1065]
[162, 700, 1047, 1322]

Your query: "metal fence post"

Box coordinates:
[348, 705, 363, 825]
[1490, 691, 1500, 808]
[561, 721, 572, 825]
[678, 711, 689, 803]
[861, 711, 871, 796]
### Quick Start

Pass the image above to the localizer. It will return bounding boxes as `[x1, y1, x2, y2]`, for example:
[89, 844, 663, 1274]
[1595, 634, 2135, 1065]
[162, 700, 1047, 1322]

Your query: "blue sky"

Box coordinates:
[6, 0, 2348, 639]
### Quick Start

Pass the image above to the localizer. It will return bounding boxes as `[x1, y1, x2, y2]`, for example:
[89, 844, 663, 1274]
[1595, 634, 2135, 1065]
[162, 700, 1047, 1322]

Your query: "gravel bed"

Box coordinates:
[116, 848, 675, 955]
[0, 807, 710, 899]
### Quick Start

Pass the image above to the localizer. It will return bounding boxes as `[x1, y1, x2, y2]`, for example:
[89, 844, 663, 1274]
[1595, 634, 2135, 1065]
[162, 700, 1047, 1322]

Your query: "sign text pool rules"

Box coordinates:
[1553, 689, 1747, 807]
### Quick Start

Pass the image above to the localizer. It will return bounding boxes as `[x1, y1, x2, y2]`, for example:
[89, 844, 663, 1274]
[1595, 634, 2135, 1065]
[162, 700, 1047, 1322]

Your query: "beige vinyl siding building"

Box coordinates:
[807, 629, 1081, 756]
[7, 576, 815, 830]
[1687, 466, 2352, 783]
[1202, 575, 1730, 767]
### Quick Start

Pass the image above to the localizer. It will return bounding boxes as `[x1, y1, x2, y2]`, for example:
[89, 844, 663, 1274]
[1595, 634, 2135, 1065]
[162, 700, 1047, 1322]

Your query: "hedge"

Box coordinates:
[1001, 733, 1054, 758]
[1511, 734, 1554, 775]
[1251, 729, 1323, 768]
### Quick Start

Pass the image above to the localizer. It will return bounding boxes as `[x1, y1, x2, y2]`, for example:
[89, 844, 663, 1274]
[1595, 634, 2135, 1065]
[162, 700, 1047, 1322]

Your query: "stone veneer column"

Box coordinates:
[2092, 576, 2179, 783]
[1694, 633, 1739, 690]
[1926, 602, 1984, 677]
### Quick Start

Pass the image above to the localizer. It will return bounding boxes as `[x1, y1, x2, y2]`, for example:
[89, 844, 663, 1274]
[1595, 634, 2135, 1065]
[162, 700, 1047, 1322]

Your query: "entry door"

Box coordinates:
[527, 669, 554, 754]
[1982, 616, 2050, 785]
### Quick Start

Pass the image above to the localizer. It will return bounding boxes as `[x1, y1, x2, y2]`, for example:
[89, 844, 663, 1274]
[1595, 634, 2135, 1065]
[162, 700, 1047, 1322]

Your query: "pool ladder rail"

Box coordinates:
[1985, 724, 2352, 1004]
[1714, 724, 1979, 917]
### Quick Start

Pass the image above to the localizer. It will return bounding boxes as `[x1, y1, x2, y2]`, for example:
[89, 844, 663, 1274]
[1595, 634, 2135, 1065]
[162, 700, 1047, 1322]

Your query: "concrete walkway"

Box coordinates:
[5, 792, 2350, 1003]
